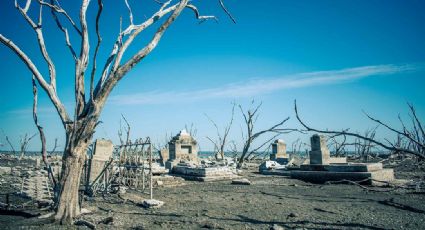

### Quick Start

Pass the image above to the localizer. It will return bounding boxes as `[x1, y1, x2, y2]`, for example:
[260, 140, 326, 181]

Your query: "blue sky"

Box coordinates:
[0, 0, 424, 151]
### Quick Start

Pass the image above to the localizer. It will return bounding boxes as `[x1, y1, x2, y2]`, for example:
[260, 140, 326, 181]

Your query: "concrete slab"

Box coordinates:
[260, 169, 291, 177]
[169, 162, 239, 182]
[290, 168, 394, 185]
[300, 163, 383, 172]
[329, 157, 347, 164]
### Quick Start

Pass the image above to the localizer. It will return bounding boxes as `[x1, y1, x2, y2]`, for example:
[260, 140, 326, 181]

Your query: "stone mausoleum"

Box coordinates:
[165, 130, 198, 169]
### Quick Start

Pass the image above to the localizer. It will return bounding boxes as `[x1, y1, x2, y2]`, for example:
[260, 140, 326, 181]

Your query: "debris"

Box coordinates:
[288, 212, 298, 218]
[270, 224, 285, 230]
[118, 186, 127, 195]
[0, 209, 40, 218]
[0, 166, 12, 175]
[38, 212, 55, 219]
[80, 208, 93, 215]
[259, 161, 285, 172]
[75, 219, 96, 229]
[141, 199, 164, 209]
[231, 178, 251, 185]
[98, 216, 114, 225]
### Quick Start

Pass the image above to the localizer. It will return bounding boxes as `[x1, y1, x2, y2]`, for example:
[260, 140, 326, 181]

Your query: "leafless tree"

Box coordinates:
[185, 123, 198, 138]
[290, 138, 308, 155]
[353, 128, 378, 161]
[118, 114, 131, 146]
[205, 103, 235, 160]
[294, 100, 425, 160]
[1, 0, 235, 222]
[19, 134, 37, 159]
[1, 130, 36, 160]
[237, 101, 293, 168]
[324, 134, 347, 157]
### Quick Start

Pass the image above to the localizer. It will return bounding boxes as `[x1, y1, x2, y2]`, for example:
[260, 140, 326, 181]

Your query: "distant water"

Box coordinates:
[0, 150, 391, 158]
[0, 150, 63, 156]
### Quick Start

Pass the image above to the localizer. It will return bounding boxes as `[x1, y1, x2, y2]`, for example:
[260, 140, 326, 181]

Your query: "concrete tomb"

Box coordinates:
[270, 139, 289, 165]
[172, 162, 239, 181]
[163, 130, 239, 181]
[290, 134, 394, 185]
[87, 139, 114, 184]
[165, 130, 198, 170]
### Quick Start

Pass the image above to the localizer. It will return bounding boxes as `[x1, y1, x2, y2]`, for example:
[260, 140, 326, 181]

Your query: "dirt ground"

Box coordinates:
[1, 158, 425, 229]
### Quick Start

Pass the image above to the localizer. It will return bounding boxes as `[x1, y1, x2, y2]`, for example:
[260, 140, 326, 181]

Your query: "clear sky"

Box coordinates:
[0, 0, 424, 152]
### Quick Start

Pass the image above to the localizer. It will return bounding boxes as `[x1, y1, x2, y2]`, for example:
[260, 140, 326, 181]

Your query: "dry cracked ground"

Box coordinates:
[1, 162, 425, 230]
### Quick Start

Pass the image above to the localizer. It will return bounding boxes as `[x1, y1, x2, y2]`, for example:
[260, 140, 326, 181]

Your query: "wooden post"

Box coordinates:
[149, 142, 153, 200]
[142, 147, 145, 190]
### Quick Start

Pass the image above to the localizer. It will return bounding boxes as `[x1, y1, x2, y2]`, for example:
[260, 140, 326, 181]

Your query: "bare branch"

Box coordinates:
[186, 4, 218, 23]
[74, 0, 91, 117]
[124, 0, 134, 25]
[32, 75, 46, 162]
[294, 100, 425, 159]
[49, 0, 77, 61]
[23, 0, 32, 13]
[363, 110, 424, 149]
[218, 0, 236, 23]
[96, 0, 188, 102]
[15, 0, 57, 87]
[38, 0, 82, 35]
[0, 34, 71, 125]
[32, 75, 57, 186]
[408, 103, 425, 142]
[110, 0, 178, 75]
[237, 101, 292, 167]
[90, 0, 103, 102]
[1, 130, 17, 155]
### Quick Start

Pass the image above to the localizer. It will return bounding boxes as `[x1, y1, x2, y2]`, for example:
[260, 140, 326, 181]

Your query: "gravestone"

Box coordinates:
[270, 139, 288, 163]
[309, 134, 330, 165]
[88, 139, 114, 183]
[35, 158, 41, 169]
[159, 148, 169, 166]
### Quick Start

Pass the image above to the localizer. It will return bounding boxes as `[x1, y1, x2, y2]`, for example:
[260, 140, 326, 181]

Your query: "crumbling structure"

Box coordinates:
[87, 139, 114, 184]
[165, 130, 199, 170]
[164, 130, 239, 181]
[270, 139, 288, 165]
[291, 134, 395, 185]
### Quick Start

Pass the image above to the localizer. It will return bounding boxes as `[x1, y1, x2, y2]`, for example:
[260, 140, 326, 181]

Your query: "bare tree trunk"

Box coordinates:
[55, 133, 91, 223]
[55, 118, 96, 223]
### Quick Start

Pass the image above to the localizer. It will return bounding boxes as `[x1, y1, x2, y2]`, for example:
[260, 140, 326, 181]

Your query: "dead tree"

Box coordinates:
[326, 134, 347, 157]
[290, 138, 307, 155]
[2, 133, 16, 156]
[32, 75, 58, 190]
[118, 114, 131, 146]
[18, 133, 37, 159]
[1, 0, 235, 222]
[237, 101, 293, 168]
[185, 123, 198, 138]
[294, 100, 425, 160]
[1, 130, 36, 160]
[205, 103, 235, 160]
[353, 128, 377, 161]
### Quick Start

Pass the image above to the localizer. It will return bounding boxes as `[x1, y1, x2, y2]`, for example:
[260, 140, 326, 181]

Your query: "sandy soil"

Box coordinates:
[1, 158, 425, 229]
